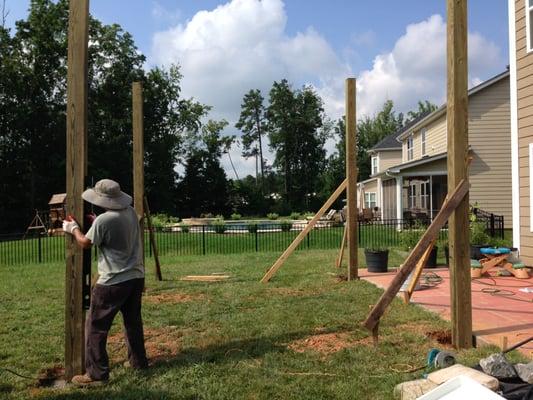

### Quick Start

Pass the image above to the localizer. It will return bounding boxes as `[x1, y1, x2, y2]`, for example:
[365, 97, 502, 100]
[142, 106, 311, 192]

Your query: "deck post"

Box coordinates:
[345, 78, 358, 280]
[395, 176, 403, 230]
[65, 0, 90, 380]
[447, 0, 472, 349]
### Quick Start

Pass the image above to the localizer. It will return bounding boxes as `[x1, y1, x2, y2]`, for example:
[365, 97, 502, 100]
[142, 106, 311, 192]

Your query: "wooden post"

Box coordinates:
[335, 224, 348, 268]
[132, 82, 145, 262]
[447, 0, 472, 349]
[345, 78, 358, 280]
[261, 179, 347, 283]
[65, 0, 89, 381]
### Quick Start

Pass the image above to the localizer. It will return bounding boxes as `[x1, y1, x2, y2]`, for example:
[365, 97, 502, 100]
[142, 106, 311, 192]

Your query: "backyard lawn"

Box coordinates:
[0, 249, 513, 400]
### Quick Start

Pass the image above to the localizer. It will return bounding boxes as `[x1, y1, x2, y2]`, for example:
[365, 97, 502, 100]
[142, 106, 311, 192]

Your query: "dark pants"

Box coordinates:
[85, 278, 148, 380]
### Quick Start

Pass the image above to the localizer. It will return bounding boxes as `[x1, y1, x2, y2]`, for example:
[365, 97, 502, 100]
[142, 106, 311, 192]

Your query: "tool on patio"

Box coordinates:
[427, 349, 456, 369]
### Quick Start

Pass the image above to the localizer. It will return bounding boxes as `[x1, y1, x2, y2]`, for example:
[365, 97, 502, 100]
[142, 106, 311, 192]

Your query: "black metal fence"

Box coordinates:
[471, 208, 505, 238]
[0, 217, 503, 265]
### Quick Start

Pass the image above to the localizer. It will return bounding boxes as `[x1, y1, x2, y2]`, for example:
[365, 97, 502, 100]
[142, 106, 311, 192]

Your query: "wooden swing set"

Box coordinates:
[64, 0, 473, 380]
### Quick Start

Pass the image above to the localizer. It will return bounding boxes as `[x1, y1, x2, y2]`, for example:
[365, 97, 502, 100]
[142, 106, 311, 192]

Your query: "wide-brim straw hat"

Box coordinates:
[82, 179, 132, 210]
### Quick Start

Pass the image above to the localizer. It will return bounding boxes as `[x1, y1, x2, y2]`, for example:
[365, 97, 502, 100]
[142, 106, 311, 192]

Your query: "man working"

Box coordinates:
[63, 179, 148, 386]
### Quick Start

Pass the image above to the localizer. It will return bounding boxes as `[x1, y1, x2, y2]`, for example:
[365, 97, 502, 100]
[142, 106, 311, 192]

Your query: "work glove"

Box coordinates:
[62, 219, 80, 235]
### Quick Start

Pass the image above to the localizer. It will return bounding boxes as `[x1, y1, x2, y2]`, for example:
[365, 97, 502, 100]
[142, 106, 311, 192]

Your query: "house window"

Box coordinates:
[365, 192, 377, 209]
[421, 129, 427, 156]
[420, 181, 430, 209]
[407, 135, 414, 160]
[525, 0, 533, 52]
[408, 183, 417, 208]
[371, 156, 378, 175]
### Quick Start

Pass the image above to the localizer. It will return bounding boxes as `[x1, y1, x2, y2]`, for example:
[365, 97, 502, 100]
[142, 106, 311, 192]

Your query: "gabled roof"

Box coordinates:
[396, 70, 510, 141]
[369, 111, 432, 152]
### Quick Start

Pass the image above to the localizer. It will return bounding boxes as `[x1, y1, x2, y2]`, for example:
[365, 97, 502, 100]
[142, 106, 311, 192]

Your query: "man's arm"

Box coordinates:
[63, 218, 93, 249]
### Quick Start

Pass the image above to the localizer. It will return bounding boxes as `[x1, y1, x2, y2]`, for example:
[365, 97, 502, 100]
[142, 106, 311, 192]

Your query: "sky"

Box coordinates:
[4, 0, 511, 178]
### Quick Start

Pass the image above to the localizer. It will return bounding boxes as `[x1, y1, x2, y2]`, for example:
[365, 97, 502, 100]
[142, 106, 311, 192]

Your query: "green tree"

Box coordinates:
[406, 100, 438, 123]
[266, 80, 327, 211]
[177, 120, 234, 217]
[235, 89, 267, 191]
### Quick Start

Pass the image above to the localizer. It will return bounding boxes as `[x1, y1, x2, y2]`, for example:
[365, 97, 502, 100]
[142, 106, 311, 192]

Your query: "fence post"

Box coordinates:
[490, 214, 495, 237]
[38, 234, 42, 263]
[255, 225, 258, 252]
[202, 225, 206, 255]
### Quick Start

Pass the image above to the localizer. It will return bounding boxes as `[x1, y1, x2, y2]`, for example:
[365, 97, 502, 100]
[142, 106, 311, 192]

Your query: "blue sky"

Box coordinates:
[4, 0, 511, 175]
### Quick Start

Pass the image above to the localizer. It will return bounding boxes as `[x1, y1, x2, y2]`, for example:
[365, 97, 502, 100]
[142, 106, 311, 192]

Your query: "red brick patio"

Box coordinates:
[360, 267, 533, 358]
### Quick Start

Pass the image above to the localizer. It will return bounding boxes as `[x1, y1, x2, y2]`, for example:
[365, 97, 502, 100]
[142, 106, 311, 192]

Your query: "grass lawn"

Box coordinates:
[0, 249, 518, 399]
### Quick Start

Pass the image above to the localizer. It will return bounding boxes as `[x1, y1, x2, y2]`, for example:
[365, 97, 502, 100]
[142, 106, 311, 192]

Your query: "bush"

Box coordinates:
[267, 213, 279, 220]
[247, 223, 258, 233]
[470, 221, 489, 245]
[179, 223, 190, 233]
[280, 220, 292, 232]
[215, 214, 225, 221]
[399, 224, 423, 251]
[151, 213, 179, 228]
[231, 213, 242, 220]
[213, 220, 226, 234]
[290, 212, 301, 220]
[303, 212, 315, 219]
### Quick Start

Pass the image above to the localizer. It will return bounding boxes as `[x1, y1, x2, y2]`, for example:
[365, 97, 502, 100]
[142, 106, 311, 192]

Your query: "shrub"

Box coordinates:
[280, 220, 292, 232]
[231, 213, 242, 220]
[247, 223, 258, 233]
[399, 223, 424, 251]
[303, 212, 315, 219]
[151, 213, 178, 228]
[470, 221, 489, 245]
[213, 220, 226, 234]
[215, 214, 225, 221]
[267, 213, 279, 220]
[290, 212, 301, 220]
[179, 223, 190, 233]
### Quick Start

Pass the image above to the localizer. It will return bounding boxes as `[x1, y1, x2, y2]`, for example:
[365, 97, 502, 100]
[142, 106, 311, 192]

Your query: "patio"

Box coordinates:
[360, 267, 533, 358]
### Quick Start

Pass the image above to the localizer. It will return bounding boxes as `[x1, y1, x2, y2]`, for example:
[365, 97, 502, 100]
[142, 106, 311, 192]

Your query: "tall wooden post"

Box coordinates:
[345, 78, 358, 280]
[65, 0, 89, 380]
[132, 82, 145, 260]
[447, 0, 472, 348]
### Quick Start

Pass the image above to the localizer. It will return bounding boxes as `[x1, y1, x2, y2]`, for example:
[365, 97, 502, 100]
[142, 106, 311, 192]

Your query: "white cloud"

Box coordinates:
[150, 3, 505, 176]
[151, 1, 182, 25]
[356, 15, 505, 117]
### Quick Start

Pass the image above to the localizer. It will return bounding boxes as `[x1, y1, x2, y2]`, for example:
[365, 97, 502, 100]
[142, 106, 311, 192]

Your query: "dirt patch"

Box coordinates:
[36, 365, 64, 387]
[287, 330, 368, 355]
[144, 292, 204, 304]
[426, 329, 452, 345]
[108, 327, 183, 363]
[269, 287, 309, 296]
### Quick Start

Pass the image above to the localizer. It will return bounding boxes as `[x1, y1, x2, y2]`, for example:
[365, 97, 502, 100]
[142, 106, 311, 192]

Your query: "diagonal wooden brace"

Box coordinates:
[362, 179, 469, 334]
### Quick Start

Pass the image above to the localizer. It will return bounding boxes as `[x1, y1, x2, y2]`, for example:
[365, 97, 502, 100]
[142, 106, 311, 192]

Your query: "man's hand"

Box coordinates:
[62, 219, 80, 235]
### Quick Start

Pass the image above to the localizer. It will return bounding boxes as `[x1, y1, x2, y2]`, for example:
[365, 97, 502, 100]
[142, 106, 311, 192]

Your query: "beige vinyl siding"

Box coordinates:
[378, 150, 402, 171]
[468, 77, 512, 225]
[516, 0, 533, 264]
[401, 116, 447, 163]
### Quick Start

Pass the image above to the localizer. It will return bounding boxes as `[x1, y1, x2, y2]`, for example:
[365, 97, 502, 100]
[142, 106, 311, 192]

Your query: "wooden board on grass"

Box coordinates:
[181, 275, 231, 282]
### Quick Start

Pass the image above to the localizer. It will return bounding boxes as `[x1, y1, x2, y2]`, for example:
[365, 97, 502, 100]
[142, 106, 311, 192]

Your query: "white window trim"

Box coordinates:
[530, 143, 533, 232]
[364, 192, 377, 209]
[421, 129, 427, 156]
[407, 135, 414, 161]
[371, 155, 379, 175]
[527, 0, 533, 53]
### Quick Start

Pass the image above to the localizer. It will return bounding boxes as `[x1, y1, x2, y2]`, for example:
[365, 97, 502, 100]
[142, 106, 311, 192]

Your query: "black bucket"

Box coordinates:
[470, 244, 489, 260]
[426, 247, 438, 268]
[364, 249, 389, 273]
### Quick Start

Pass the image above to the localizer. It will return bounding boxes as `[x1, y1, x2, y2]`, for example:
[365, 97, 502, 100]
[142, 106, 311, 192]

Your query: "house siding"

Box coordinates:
[402, 116, 447, 163]
[468, 76, 512, 225]
[378, 150, 402, 172]
[516, 0, 533, 264]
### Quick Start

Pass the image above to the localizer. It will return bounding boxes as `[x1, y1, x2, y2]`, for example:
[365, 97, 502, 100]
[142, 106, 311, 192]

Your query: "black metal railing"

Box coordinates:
[0, 217, 503, 265]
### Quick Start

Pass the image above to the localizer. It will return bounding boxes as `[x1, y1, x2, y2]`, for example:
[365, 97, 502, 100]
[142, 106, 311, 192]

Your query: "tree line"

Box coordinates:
[0, 0, 436, 232]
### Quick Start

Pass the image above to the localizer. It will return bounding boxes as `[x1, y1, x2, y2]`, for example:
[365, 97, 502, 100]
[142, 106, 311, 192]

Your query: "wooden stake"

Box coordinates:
[144, 197, 162, 281]
[261, 179, 347, 283]
[402, 240, 436, 304]
[345, 78, 358, 280]
[362, 179, 469, 335]
[132, 82, 145, 262]
[335, 224, 348, 268]
[447, 0, 472, 349]
[65, 0, 89, 381]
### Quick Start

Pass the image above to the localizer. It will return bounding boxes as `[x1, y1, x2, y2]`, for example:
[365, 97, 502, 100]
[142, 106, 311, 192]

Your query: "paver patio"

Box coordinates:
[360, 267, 533, 358]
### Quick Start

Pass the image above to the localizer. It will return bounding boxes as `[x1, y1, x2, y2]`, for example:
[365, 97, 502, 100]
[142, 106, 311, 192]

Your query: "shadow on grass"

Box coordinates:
[33, 388, 181, 400]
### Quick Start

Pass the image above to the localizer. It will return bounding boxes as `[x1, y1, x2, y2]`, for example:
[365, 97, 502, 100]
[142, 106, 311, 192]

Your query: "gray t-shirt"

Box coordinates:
[86, 206, 144, 285]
